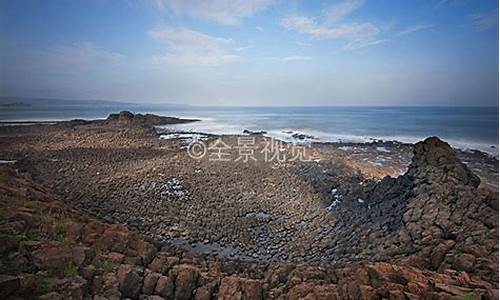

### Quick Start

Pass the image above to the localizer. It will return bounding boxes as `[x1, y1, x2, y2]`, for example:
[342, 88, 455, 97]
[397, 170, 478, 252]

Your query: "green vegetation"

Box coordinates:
[40, 215, 57, 226]
[63, 261, 78, 277]
[34, 276, 51, 295]
[22, 230, 43, 241]
[458, 292, 478, 300]
[88, 244, 102, 261]
[56, 235, 75, 246]
[94, 260, 117, 273]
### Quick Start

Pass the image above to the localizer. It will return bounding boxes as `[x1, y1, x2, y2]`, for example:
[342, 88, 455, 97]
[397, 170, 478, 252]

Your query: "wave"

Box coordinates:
[161, 120, 499, 157]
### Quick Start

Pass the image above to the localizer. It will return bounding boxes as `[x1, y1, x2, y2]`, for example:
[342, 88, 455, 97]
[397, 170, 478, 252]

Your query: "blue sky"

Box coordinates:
[0, 0, 498, 106]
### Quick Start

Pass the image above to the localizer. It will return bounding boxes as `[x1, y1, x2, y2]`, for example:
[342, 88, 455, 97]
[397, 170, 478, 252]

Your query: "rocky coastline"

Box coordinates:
[0, 112, 498, 299]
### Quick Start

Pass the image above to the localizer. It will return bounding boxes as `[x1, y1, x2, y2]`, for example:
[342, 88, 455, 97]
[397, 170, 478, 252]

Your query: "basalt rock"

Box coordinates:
[407, 136, 480, 187]
[106, 111, 198, 127]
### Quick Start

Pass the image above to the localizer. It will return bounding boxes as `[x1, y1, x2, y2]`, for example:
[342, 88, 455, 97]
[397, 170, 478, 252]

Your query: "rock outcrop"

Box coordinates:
[400, 138, 497, 280]
[105, 111, 198, 127]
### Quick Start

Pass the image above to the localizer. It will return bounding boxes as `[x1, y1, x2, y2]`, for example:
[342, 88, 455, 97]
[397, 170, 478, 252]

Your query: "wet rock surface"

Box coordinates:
[0, 115, 498, 299]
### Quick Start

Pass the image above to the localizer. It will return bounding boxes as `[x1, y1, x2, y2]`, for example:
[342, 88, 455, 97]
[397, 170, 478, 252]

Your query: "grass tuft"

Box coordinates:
[459, 292, 478, 300]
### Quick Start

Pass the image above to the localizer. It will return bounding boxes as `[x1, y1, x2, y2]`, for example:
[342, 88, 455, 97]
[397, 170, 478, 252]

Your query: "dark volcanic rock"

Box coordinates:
[106, 111, 198, 127]
[407, 136, 480, 187]
[243, 129, 267, 135]
[317, 136, 497, 280]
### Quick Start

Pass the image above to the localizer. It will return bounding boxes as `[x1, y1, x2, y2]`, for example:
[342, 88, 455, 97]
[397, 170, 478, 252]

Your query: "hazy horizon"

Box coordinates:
[1, 96, 499, 108]
[1, 1, 498, 107]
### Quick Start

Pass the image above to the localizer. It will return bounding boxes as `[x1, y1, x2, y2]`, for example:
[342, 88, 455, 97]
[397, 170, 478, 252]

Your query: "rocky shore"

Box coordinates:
[0, 112, 498, 299]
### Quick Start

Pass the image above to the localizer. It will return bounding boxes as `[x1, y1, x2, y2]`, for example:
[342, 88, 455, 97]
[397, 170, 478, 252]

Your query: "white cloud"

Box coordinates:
[281, 55, 312, 62]
[281, 15, 379, 39]
[343, 38, 386, 50]
[234, 45, 255, 52]
[396, 24, 434, 37]
[149, 25, 241, 66]
[470, 10, 498, 31]
[159, 0, 277, 25]
[281, 14, 381, 50]
[296, 41, 312, 47]
[324, 0, 366, 22]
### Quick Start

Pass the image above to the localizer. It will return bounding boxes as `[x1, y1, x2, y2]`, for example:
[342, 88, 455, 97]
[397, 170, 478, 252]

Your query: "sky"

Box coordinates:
[0, 0, 498, 106]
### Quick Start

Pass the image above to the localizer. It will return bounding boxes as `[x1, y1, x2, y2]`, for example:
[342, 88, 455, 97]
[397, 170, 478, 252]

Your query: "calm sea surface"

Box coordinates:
[1, 103, 498, 155]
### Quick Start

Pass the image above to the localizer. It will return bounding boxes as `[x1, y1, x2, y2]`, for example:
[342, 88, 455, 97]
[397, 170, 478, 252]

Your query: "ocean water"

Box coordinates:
[1, 103, 498, 155]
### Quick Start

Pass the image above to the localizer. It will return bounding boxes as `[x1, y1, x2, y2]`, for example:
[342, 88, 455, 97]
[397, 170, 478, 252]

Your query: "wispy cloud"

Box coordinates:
[157, 0, 277, 25]
[280, 1, 383, 51]
[470, 10, 498, 31]
[396, 24, 434, 37]
[281, 55, 312, 62]
[281, 15, 379, 40]
[435, 0, 468, 8]
[281, 14, 381, 50]
[149, 26, 241, 66]
[343, 38, 386, 50]
[296, 41, 312, 47]
[234, 45, 255, 52]
[324, 0, 366, 22]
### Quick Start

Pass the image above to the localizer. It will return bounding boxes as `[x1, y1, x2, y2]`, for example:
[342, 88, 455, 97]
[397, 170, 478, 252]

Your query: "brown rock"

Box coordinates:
[430, 240, 455, 270]
[286, 282, 316, 300]
[195, 281, 218, 300]
[0, 275, 20, 298]
[39, 292, 63, 300]
[99, 225, 129, 253]
[173, 265, 199, 300]
[13, 211, 40, 229]
[145, 296, 166, 300]
[81, 265, 96, 281]
[67, 276, 88, 300]
[241, 279, 263, 300]
[453, 253, 476, 272]
[142, 271, 161, 295]
[129, 238, 157, 266]
[97, 252, 125, 264]
[314, 284, 339, 300]
[81, 221, 105, 245]
[117, 264, 142, 299]
[218, 276, 242, 300]
[218, 276, 263, 300]
[148, 253, 179, 274]
[154, 275, 173, 299]
[0, 234, 22, 254]
[32, 242, 77, 275]
[63, 221, 83, 240]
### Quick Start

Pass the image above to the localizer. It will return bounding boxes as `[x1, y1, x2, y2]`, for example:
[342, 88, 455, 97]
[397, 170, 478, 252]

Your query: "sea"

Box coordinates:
[1, 101, 498, 156]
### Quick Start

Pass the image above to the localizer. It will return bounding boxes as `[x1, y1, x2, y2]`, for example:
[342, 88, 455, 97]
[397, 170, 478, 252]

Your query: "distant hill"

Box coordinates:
[0, 97, 188, 108]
